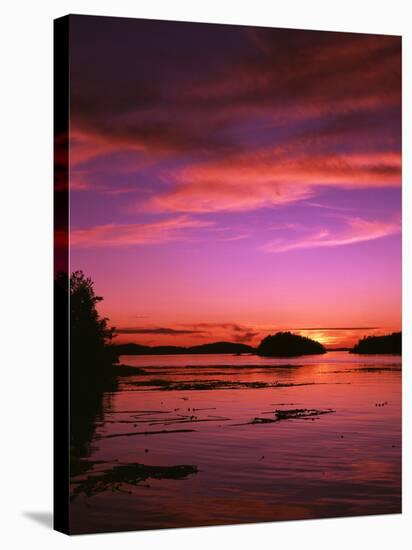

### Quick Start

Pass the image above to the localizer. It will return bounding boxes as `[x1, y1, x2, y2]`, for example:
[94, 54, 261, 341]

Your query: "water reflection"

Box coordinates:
[69, 351, 401, 534]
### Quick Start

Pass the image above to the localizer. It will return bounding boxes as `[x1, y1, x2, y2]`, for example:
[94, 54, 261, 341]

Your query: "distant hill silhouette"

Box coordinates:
[110, 343, 156, 355]
[257, 332, 326, 357]
[350, 332, 401, 355]
[112, 341, 254, 355]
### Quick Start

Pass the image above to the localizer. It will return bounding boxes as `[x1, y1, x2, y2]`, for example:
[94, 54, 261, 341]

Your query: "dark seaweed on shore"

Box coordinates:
[99, 428, 196, 439]
[274, 408, 335, 420]
[70, 463, 199, 500]
[121, 379, 317, 391]
[325, 366, 401, 374]
[235, 408, 335, 426]
[183, 364, 304, 370]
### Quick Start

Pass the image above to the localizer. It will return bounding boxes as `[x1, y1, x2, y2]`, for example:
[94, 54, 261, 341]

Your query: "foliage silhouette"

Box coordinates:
[55, 271, 118, 475]
[257, 331, 326, 357]
[69, 270, 117, 378]
[350, 332, 401, 355]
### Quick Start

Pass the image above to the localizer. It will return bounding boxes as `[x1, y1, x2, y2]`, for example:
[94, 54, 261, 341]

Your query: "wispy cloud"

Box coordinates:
[232, 331, 260, 343]
[68, 216, 214, 248]
[180, 322, 262, 344]
[149, 151, 400, 213]
[261, 216, 400, 253]
[115, 322, 261, 343]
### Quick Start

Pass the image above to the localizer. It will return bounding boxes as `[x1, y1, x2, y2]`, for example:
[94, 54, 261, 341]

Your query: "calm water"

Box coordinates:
[69, 351, 401, 534]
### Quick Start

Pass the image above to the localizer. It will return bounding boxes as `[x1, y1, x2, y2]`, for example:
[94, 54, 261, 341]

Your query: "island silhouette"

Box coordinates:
[350, 332, 401, 355]
[257, 332, 326, 357]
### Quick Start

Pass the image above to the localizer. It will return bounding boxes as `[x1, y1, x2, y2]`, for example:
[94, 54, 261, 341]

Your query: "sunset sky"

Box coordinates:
[66, 15, 401, 348]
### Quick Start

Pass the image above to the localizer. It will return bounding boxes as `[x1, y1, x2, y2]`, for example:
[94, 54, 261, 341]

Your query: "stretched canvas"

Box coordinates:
[54, 14, 402, 535]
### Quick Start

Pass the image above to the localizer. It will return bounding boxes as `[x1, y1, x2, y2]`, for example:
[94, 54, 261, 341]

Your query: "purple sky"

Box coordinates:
[64, 16, 401, 347]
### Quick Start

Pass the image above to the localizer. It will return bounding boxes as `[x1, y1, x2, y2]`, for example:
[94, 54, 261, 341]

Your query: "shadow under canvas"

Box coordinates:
[23, 512, 53, 530]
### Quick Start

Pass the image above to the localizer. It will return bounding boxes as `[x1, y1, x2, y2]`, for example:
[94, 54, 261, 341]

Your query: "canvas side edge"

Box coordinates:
[53, 14, 70, 536]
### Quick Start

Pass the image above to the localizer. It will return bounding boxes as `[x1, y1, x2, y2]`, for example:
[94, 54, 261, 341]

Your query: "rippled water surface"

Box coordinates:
[70, 351, 401, 534]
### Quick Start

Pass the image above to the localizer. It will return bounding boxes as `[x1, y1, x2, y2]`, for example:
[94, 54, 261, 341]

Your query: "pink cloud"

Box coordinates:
[70, 130, 145, 166]
[261, 217, 400, 253]
[67, 216, 214, 248]
[149, 151, 401, 213]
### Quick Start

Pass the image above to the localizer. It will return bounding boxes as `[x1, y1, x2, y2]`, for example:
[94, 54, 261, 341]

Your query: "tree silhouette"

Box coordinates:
[69, 270, 116, 383]
[55, 270, 118, 474]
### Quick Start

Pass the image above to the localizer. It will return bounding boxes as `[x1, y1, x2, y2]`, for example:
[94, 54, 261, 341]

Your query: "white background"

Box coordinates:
[0, 0, 410, 548]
